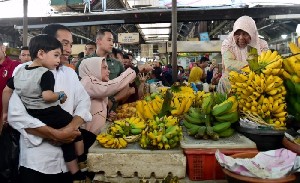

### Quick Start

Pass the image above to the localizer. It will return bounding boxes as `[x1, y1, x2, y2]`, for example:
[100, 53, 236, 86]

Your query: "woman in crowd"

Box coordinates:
[217, 15, 268, 94]
[78, 57, 136, 135]
[188, 66, 203, 83]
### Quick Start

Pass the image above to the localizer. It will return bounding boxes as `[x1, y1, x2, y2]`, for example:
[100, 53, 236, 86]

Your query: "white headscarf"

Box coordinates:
[221, 16, 268, 62]
[78, 57, 106, 80]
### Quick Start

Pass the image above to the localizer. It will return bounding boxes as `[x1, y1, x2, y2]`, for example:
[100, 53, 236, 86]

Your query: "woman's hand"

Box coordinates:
[138, 72, 149, 83]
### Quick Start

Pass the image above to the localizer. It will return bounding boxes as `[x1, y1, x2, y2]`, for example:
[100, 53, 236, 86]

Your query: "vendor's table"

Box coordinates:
[181, 130, 257, 181]
[87, 141, 186, 179]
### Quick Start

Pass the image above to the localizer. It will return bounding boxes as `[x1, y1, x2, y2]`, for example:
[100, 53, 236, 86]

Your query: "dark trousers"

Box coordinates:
[27, 105, 80, 162]
[19, 166, 72, 183]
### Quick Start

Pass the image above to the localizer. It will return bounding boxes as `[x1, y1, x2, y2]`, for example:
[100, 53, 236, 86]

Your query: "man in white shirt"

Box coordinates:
[8, 24, 92, 183]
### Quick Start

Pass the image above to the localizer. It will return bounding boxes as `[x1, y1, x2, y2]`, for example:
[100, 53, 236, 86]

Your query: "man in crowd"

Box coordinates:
[84, 41, 96, 56]
[7, 24, 93, 183]
[0, 37, 20, 183]
[76, 29, 133, 111]
[0, 37, 20, 125]
[19, 46, 31, 63]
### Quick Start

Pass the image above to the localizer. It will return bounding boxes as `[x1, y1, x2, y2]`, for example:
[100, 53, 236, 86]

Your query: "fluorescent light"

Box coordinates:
[281, 34, 288, 39]
[138, 23, 171, 28]
[144, 35, 169, 38]
[3, 42, 9, 46]
[258, 35, 264, 39]
[269, 14, 300, 20]
[296, 24, 300, 34]
[141, 28, 170, 35]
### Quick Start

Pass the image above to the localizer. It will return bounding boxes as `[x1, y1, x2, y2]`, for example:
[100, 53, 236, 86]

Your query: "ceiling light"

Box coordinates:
[3, 42, 9, 46]
[296, 24, 300, 34]
[138, 23, 171, 29]
[281, 34, 288, 39]
[141, 28, 170, 35]
[269, 14, 300, 20]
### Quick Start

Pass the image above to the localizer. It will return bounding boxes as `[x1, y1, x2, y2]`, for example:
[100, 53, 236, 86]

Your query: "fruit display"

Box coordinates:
[114, 102, 137, 120]
[229, 49, 287, 129]
[96, 116, 146, 148]
[136, 93, 164, 120]
[282, 43, 300, 121]
[140, 116, 183, 149]
[96, 133, 128, 149]
[183, 93, 238, 140]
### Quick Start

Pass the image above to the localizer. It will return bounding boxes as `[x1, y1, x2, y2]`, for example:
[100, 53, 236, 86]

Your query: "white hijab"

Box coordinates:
[78, 57, 106, 80]
[221, 16, 268, 62]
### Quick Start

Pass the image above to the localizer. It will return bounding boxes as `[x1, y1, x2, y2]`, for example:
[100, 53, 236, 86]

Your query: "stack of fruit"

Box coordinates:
[114, 102, 137, 120]
[96, 116, 146, 148]
[140, 116, 183, 149]
[136, 93, 164, 120]
[282, 43, 300, 121]
[183, 93, 238, 140]
[229, 49, 287, 128]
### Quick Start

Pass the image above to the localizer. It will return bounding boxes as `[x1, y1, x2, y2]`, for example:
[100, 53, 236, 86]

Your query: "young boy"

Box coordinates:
[2, 34, 87, 182]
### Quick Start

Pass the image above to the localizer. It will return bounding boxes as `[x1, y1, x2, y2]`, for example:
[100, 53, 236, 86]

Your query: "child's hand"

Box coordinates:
[59, 91, 67, 104]
[2, 113, 8, 123]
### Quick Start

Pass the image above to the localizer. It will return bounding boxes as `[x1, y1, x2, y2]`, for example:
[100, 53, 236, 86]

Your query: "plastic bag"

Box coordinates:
[0, 125, 20, 183]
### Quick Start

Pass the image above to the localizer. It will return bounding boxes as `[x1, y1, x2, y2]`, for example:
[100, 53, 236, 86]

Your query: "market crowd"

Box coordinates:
[0, 15, 268, 183]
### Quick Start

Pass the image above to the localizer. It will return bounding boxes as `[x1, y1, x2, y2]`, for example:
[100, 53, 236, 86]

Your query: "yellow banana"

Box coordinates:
[288, 42, 300, 59]
[274, 103, 286, 114]
[273, 112, 288, 118]
[263, 50, 273, 62]
[282, 70, 292, 79]
[283, 58, 295, 75]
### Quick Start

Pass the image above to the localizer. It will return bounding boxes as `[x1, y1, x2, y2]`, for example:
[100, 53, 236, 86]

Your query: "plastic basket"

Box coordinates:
[184, 148, 258, 181]
[222, 152, 297, 183]
[181, 130, 257, 181]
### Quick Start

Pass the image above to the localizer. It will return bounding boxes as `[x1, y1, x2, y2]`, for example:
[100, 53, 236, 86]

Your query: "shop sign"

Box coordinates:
[118, 33, 139, 44]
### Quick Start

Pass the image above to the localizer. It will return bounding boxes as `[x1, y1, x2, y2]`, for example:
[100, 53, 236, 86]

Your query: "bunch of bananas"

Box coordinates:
[136, 95, 164, 120]
[110, 117, 146, 137]
[282, 43, 300, 121]
[229, 62, 287, 128]
[140, 116, 182, 150]
[193, 91, 209, 108]
[96, 133, 128, 149]
[258, 50, 284, 76]
[183, 95, 237, 140]
[170, 92, 194, 116]
[114, 102, 137, 120]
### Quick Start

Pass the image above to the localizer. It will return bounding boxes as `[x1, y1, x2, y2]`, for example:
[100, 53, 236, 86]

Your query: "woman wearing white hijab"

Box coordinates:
[79, 57, 136, 135]
[217, 16, 269, 94]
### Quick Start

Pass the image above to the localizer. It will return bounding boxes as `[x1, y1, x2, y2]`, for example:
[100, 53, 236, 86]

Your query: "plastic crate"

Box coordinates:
[184, 148, 258, 181]
[181, 131, 257, 181]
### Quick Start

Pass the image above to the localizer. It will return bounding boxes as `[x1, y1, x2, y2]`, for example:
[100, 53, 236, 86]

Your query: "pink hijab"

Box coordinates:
[221, 16, 268, 62]
[78, 57, 105, 80]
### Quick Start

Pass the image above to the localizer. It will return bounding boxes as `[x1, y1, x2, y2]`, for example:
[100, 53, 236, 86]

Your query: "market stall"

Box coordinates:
[86, 43, 300, 182]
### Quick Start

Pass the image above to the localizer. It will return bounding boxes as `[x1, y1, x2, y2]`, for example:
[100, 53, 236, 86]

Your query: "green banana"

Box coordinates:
[131, 128, 142, 135]
[284, 79, 295, 94]
[184, 113, 205, 125]
[196, 126, 206, 138]
[215, 111, 239, 123]
[212, 122, 231, 133]
[201, 94, 214, 114]
[183, 119, 201, 129]
[187, 126, 201, 136]
[212, 100, 233, 116]
[188, 107, 202, 118]
[218, 128, 235, 137]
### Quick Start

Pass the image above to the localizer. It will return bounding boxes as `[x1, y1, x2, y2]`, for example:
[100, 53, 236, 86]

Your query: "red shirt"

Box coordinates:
[0, 56, 20, 113]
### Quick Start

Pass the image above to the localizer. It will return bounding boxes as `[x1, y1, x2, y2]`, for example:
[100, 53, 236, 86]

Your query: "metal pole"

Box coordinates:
[23, 0, 28, 46]
[102, 0, 106, 12]
[171, 0, 177, 82]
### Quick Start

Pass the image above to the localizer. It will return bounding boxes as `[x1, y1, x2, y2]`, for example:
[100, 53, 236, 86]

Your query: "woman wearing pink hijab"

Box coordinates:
[79, 57, 136, 135]
[217, 15, 269, 94]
